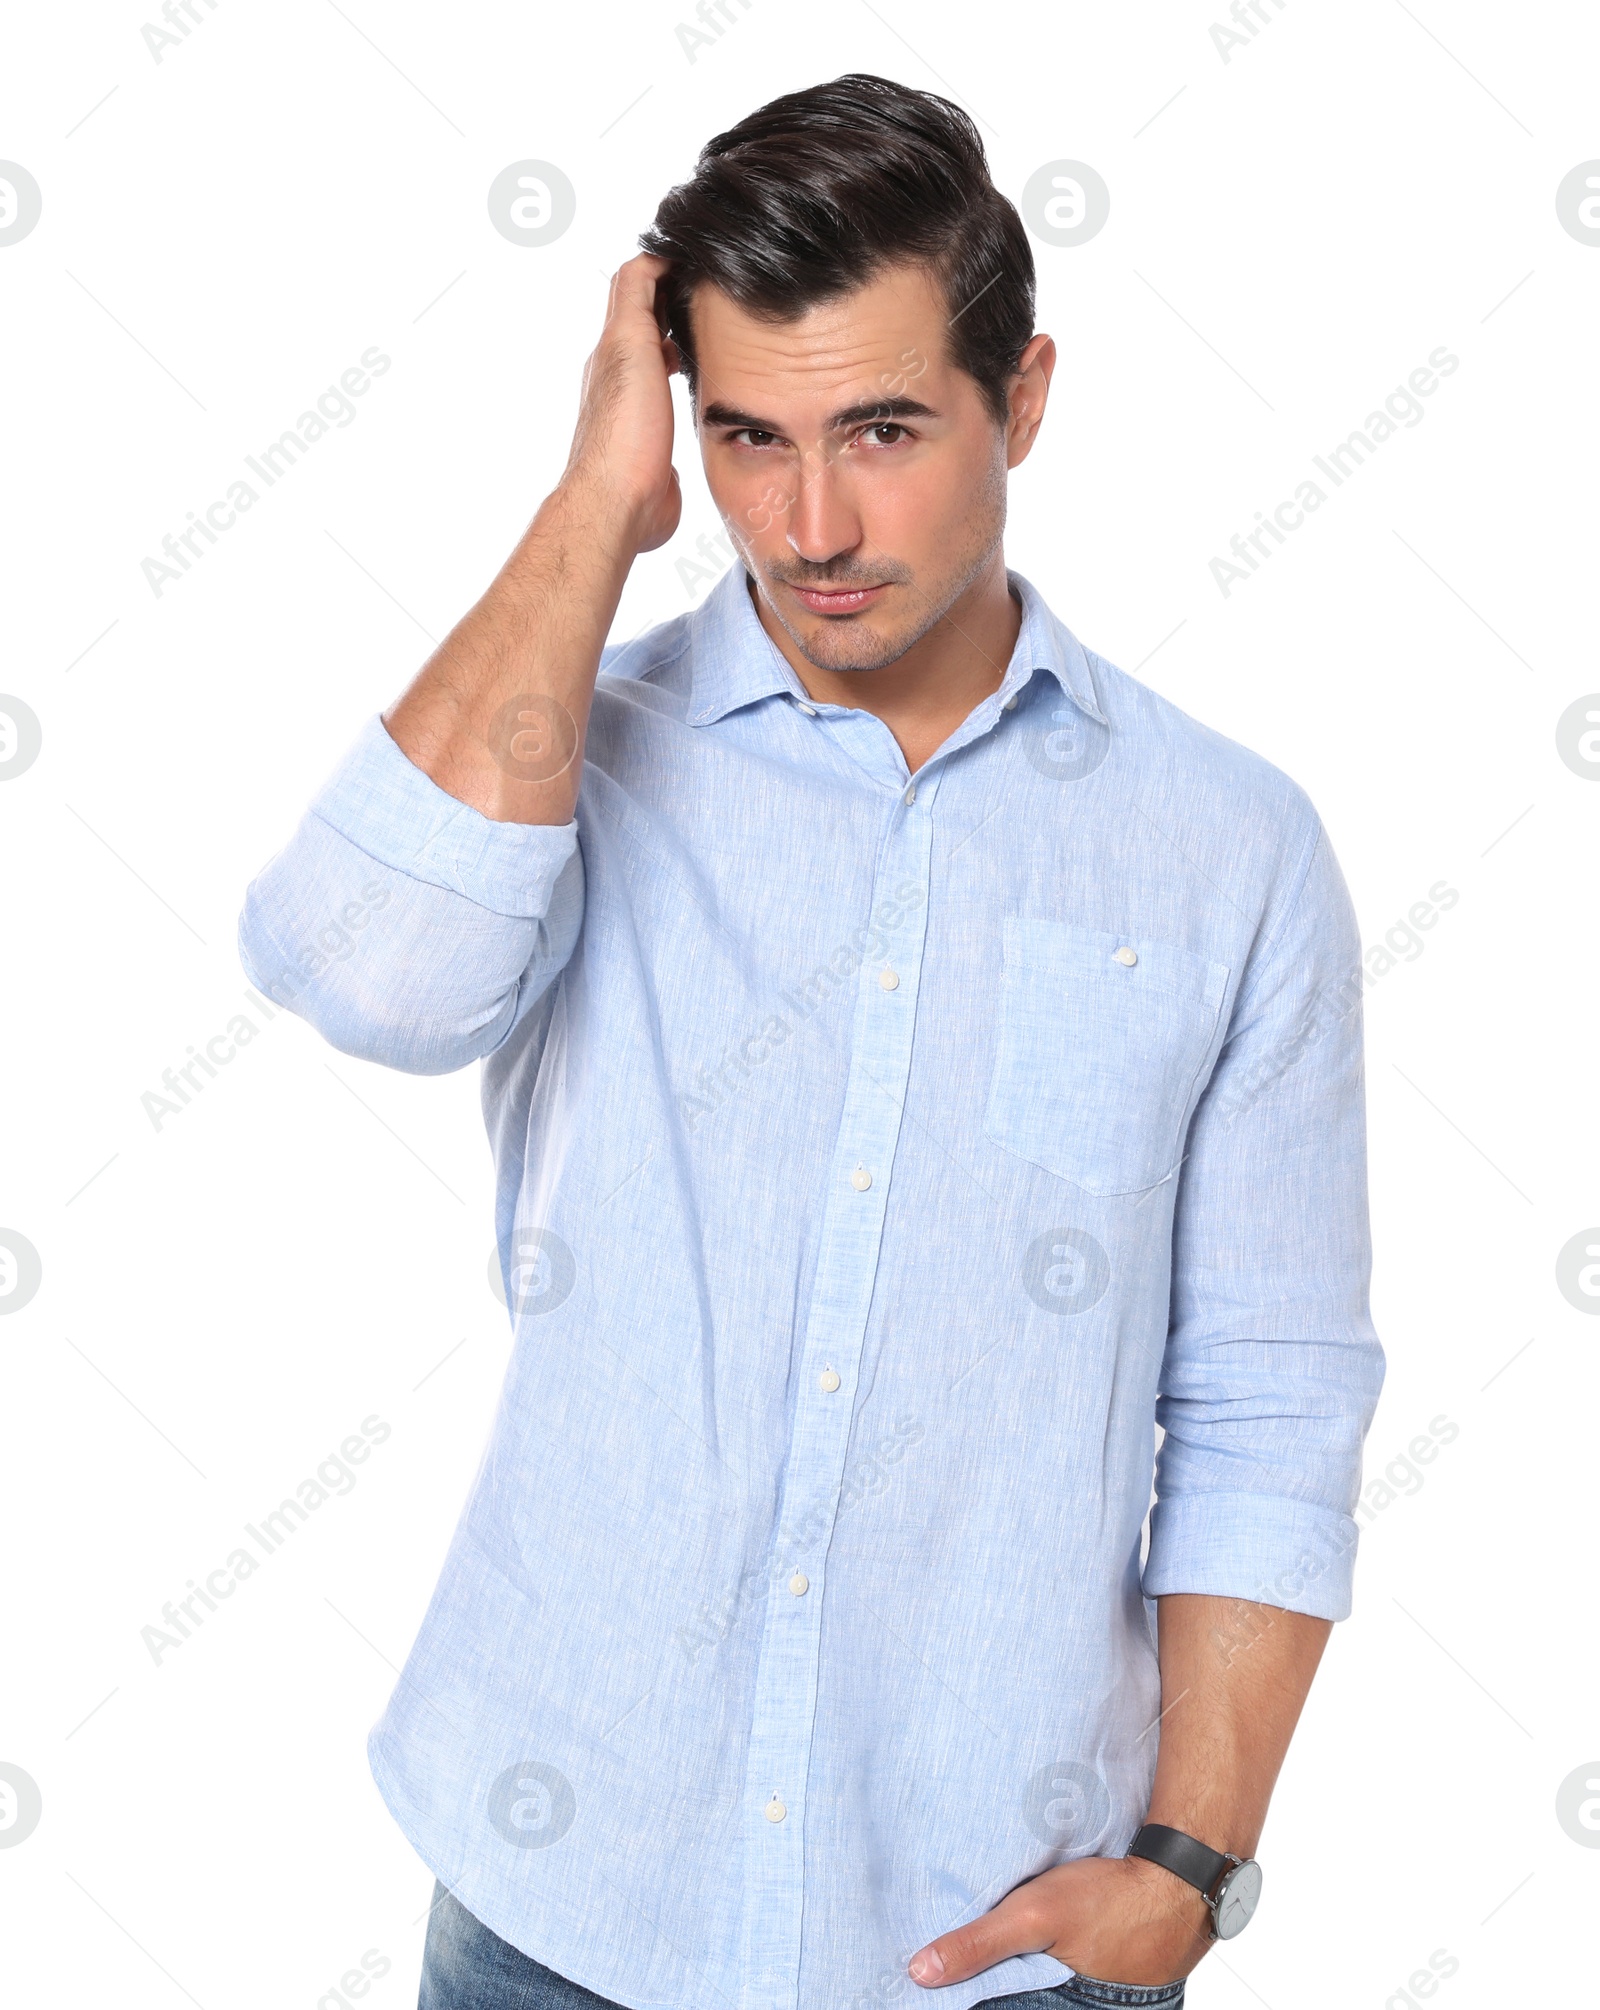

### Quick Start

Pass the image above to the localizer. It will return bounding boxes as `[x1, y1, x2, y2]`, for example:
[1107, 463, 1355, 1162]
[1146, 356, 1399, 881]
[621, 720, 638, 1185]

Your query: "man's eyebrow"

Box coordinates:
[700, 395, 940, 434]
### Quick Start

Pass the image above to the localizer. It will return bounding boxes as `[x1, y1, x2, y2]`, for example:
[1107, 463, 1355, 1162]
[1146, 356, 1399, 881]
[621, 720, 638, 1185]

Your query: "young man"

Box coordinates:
[241, 74, 1383, 2010]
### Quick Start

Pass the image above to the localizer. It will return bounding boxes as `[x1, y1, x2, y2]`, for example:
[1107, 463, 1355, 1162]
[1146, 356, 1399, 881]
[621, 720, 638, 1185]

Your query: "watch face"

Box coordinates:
[1212, 1859, 1263, 1939]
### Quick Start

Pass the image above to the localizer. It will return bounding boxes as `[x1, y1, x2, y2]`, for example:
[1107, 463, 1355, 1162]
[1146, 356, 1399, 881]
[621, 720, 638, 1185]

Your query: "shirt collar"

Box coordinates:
[684, 563, 1107, 730]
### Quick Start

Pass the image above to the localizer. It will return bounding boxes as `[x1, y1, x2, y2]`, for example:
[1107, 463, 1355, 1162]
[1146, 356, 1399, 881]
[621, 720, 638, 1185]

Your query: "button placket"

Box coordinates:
[732, 768, 942, 2010]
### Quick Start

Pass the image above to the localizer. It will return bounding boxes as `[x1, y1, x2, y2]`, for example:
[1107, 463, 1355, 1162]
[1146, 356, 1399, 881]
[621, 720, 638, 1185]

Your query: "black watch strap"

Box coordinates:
[1126, 1822, 1230, 1900]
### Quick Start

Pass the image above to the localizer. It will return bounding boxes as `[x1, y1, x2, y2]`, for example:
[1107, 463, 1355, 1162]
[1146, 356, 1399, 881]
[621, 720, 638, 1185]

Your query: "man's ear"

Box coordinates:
[659, 272, 697, 411]
[1005, 332, 1056, 469]
[650, 262, 678, 340]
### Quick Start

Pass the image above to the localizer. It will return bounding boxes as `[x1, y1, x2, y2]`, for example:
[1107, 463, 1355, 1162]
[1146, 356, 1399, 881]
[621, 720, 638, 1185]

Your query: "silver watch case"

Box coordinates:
[1208, 1856, 1263, 1940]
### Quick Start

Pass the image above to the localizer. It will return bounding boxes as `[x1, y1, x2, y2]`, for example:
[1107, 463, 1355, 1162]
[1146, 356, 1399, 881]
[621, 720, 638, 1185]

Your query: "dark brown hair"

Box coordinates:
[639, 73, 1036, 424]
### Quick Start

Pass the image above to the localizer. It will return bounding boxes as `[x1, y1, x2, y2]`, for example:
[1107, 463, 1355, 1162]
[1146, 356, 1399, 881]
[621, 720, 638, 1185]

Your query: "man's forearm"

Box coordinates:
[383, 477, 640, 828]
[1145, 1592, 1332, 1864]
[383, 255, 681, 828]
[907, 1590, 1336, 1988]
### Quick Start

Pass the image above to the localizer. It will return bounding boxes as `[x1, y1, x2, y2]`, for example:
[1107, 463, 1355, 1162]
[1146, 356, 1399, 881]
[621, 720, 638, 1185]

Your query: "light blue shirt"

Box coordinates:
[238, 564, 1383, 2010]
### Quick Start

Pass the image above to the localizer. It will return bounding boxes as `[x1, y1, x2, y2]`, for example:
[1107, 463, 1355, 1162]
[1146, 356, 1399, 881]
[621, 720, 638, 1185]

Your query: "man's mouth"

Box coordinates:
[785, 582, 890, 616]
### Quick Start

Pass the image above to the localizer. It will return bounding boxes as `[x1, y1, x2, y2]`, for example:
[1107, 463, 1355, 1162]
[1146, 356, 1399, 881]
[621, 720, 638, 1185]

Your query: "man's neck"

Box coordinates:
[748, 554, 1022, 774]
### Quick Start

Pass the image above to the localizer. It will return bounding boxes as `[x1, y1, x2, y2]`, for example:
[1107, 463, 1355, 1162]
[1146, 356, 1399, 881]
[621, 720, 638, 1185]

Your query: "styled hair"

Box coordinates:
[639, 73, 1036, 424]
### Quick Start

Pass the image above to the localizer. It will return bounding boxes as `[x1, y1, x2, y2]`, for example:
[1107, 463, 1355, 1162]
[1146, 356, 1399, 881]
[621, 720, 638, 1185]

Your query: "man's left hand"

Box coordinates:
[907, 1854, 1212, 1990]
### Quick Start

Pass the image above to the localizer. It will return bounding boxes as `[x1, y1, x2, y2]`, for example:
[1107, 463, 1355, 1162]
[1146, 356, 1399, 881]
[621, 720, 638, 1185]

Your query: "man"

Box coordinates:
[240, 73, 1383, 2010]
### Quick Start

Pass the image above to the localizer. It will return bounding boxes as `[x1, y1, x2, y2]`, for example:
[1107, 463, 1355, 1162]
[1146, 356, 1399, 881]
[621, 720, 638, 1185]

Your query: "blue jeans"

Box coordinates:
[417, 1882, 1185, 2009]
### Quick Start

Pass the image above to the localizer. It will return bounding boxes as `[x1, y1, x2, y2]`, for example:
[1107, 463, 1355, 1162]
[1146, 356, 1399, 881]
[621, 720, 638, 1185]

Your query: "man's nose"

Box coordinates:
[784, 447, 863, 566]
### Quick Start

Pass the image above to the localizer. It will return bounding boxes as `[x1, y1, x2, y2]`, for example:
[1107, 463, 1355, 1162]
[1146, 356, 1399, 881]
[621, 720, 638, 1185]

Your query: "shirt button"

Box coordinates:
[850, 1166, 873, 1191]
[1114, 946, 1138, 966]
[903, 782, 917, 805]
[1002, 694, 1018, 711]
[879, 967, 900, 991]
[818, 1366, 841, 1392]
[796, 701, 818, 716]
[789, 1572, 810, 1596]
[765, 1795, 787, 1823]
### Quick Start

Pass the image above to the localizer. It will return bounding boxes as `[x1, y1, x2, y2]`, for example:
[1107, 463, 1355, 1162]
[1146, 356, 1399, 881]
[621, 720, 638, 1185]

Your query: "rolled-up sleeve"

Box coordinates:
[1143, 811, 1385, 1621]
[238, 714, 583, 1075]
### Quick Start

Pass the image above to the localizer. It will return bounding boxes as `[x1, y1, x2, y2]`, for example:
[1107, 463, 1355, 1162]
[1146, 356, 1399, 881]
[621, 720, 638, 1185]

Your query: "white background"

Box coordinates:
[2, 1, 1597, 2004]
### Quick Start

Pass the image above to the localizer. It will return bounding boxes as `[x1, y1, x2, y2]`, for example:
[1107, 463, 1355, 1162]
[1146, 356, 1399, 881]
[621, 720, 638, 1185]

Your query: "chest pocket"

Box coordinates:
[985, 918, 1231, 1198]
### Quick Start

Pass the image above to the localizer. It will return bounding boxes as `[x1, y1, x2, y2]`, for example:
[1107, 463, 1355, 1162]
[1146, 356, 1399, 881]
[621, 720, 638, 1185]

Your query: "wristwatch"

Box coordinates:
[1126, 1823, 1263, 1940]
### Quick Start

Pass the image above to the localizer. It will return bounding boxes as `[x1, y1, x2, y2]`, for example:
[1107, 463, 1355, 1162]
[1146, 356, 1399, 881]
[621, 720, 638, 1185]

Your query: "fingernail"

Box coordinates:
[909, 1950, 944, 1983]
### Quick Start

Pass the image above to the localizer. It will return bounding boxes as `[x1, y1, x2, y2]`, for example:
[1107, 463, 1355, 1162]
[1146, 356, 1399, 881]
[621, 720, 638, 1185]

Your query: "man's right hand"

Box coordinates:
[563, 253, 683, 556]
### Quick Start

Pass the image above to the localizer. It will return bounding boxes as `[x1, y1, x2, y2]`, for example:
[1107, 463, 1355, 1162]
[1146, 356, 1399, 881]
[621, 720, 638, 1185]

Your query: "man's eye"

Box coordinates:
[863, 423, 907, 445]
[733, 429, 779, 447]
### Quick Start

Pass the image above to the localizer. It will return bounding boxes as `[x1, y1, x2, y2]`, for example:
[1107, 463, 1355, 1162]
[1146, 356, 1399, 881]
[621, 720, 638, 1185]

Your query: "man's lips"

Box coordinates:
[785, 582, 890, 615]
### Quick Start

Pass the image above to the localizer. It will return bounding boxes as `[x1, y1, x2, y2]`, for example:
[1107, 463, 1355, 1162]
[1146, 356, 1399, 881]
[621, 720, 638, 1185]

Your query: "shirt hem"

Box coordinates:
[368, 1729, 689, 2010]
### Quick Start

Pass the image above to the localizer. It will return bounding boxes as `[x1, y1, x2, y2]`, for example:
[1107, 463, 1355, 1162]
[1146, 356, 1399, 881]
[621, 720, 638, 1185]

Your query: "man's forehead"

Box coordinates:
[687, 263, 952, 404]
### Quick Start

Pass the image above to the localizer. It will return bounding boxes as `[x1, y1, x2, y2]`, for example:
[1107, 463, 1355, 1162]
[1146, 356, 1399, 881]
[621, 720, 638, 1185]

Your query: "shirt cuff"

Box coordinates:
[1142, 1490, 1361, 1621]
[308, 714, 579, 918]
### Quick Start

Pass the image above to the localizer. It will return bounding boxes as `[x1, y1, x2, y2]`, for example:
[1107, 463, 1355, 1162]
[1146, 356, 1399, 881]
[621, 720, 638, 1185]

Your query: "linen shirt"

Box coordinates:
[238, 562, 1384, 2010]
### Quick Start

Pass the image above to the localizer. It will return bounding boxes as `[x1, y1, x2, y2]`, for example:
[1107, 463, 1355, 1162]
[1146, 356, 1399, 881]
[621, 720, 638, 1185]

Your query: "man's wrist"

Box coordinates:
[1128, 1820, 1268, 1944]
[1122, 1849, 1214, 1933]
[552, 462, 660, 560]
[1142, 1806, 1259, 1863]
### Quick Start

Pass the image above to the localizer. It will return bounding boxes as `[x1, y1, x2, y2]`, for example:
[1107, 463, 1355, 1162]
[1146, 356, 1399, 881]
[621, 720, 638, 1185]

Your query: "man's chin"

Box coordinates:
[766, 597, 923, 675]
[749, 571, 936, 674]
[786, 620, 914, 675]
